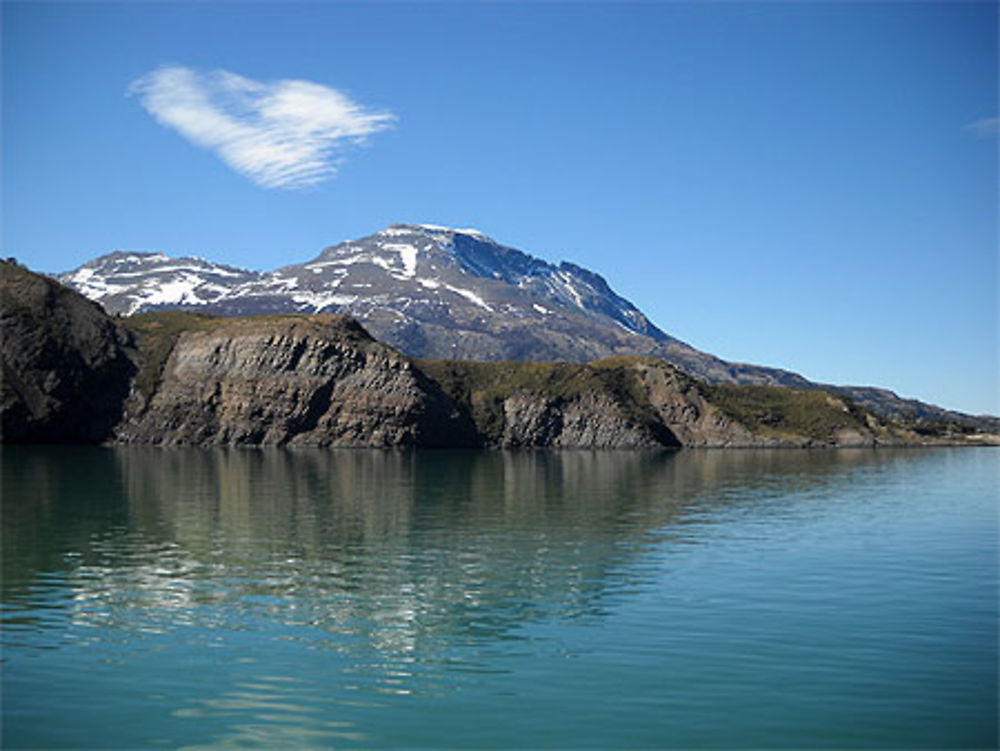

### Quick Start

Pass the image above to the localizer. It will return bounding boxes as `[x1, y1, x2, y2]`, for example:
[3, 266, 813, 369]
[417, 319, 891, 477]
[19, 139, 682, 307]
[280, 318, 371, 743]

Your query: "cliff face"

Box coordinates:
[118, 315, 478, 447]
[1, 262, 135, 442]
[629, 359, 758, 447]
[499, 391, 664, 448]
[1, 262, 478, 448]
[3, 262, 991, 449]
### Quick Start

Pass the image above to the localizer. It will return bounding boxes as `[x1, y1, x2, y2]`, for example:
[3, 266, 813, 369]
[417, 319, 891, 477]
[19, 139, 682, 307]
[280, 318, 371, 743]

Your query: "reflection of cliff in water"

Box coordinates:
[2, 447, 936, 659]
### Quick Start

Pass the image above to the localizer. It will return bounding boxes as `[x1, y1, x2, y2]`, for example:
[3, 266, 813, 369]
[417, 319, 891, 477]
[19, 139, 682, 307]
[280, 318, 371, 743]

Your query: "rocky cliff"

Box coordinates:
[3, 261, 994, 448]
[118, 314, 477, 447]
[1, 261, 135, 442]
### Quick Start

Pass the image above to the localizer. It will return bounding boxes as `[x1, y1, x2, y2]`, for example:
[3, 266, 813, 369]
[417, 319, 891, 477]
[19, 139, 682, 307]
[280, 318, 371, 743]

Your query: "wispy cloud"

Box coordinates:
[963, 117, 999, 137]
[128, 66, 395, 189]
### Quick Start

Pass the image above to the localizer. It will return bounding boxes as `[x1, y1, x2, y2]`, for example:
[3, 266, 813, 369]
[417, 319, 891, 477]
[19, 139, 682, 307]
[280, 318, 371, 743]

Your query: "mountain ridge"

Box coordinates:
[5, 260, 997, 447]
[54, 224, 998, 431]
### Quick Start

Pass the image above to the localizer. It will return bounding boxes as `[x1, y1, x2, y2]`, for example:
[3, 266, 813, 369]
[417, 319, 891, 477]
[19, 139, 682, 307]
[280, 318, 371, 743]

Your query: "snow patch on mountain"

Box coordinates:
[140, 276, 207, 306]
[443, 283, 492, 311]
[290, 290, 359, 310]
[63, 267, 134, 300]
[555, 270, 585, 309]
[379, 243, 418, 278]
[414, 223, 486, 238]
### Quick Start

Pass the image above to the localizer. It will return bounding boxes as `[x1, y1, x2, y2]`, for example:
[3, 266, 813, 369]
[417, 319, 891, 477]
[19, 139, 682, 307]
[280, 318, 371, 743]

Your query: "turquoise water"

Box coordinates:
[1, 447, 997, 749]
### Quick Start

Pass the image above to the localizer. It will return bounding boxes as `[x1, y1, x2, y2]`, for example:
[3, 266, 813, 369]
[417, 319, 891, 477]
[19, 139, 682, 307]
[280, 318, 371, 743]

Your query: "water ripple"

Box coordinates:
[2, 447, 996, 749]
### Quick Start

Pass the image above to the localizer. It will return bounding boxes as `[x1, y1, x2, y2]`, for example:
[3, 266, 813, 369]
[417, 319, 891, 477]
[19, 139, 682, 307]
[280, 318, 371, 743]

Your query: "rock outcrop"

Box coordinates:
[1, 261, 135, 442]
[415, 357, 938, 448]
[118, 315, 477, 447]
[629, 359, 758, 447]
[499, 391, 666, 448]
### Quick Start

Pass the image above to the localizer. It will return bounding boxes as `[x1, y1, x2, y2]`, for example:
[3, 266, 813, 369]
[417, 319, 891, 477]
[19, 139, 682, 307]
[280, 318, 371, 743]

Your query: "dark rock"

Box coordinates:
[1, 261, 135, 442]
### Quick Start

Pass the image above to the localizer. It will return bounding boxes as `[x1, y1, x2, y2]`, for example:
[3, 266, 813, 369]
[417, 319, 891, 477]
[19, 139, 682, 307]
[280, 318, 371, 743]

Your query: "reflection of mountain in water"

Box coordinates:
[3, 446, 933, 666]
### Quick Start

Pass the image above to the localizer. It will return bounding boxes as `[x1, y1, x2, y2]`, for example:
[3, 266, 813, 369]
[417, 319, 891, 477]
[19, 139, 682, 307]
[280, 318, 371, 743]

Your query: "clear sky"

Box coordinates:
[3, 2, 997, 415]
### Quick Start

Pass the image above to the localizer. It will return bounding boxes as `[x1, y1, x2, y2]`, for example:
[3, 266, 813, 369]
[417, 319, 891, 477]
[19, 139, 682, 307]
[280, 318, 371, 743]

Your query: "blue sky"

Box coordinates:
[3, 2, 997, 415]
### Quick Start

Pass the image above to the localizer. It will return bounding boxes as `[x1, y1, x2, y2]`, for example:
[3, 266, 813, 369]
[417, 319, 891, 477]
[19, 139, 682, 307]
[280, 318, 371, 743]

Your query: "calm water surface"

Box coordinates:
[2, 447, 997, 749]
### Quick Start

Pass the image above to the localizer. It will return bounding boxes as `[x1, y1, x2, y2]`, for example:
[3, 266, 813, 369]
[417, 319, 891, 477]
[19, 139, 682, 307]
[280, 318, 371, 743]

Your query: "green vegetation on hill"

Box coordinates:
[703, 384, 874, 442]
[420, 356, 884, 446]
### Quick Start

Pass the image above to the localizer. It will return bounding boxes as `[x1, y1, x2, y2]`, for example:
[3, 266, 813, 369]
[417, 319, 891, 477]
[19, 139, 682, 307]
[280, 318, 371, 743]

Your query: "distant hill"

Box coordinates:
[55, 224, 998, 433]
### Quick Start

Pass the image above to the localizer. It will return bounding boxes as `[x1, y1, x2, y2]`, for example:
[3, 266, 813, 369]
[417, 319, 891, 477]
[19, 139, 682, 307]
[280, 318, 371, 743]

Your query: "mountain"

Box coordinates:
[57, 223, 997, 432]
[59, 250, 267, 313]
[58, 225, 798, 382]
[5, 260, 996, 447]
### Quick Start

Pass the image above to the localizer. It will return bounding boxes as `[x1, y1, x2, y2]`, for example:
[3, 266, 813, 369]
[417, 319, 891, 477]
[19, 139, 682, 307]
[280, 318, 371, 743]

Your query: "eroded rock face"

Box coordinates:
[492, 361, 774, 450]
[500, 392, 670, 449]
[1, 262, 135, 442]
[632, 361, 759, 447]
[118, 316, 477, 447]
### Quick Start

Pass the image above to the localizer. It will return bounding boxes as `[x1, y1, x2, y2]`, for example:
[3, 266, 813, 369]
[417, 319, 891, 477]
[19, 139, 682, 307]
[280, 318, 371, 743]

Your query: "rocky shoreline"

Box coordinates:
[3, 261, 997, 448]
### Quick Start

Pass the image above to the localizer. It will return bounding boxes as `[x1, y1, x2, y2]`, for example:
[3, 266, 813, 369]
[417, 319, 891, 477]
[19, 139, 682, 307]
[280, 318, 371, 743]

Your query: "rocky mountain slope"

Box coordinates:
[57, 225, 810, 383]
[1, 261, 135, 442]
[56, 224, 997, 433]
[5, 261, 994, 448]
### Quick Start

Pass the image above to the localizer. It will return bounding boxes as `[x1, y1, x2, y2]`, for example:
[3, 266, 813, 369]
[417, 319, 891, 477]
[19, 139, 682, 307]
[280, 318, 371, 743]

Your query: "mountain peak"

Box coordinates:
[60, 250, 262, 314]
[383, 223, 491, 240]
[78, 250, 173, 270]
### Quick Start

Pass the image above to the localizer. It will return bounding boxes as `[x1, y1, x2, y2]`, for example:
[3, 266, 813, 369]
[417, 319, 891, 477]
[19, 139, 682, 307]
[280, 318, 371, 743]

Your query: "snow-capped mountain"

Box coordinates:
[60, 251, 266, 314]
[61, 224, 747, 374]
[63, 225, 662, 335]
[52, 223, 1000, 429]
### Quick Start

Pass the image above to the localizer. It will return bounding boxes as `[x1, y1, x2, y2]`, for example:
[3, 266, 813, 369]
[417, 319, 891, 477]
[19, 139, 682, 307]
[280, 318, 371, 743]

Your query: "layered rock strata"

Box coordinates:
[118, 316, 477, 447]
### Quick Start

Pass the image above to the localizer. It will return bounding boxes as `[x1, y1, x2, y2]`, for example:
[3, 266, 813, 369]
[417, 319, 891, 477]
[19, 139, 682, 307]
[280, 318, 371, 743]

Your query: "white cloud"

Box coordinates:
[128, 65, 395, 189]
[963, 117, 1000, 137]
